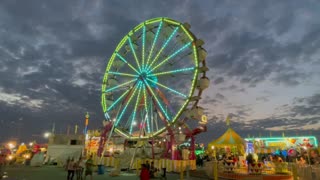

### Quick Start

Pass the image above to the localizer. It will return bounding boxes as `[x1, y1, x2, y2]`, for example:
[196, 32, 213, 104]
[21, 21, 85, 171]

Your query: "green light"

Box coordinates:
[107, 71, 138, 77]
[102, 17, 202, 140]
[115, 128, 129, 139]
[164, 18, 181, 26]
[145, 18, 161, 25]
[116, 53, 140, 74]
[130, 83, 143, 134]
[181, 25, 193, 41]
[145, 21, 163, 70]
[133, 23, 143, 32]
[149, 42, 192, 73]
[128, 37, 141, 72]
[151, 67, 195, 76]
[115, 36, 128, 52]
[142, 26, 146, 70]
[147, 27, 179, 70]
[144, 80, 170, 121]
[115, 82, 140, 126]
[107, 88, 131, 111]
[193, 45, 199, 68]
[105, 79, 136, 93]
[143, 84, 151, 133]
[146, 78, 187, 98]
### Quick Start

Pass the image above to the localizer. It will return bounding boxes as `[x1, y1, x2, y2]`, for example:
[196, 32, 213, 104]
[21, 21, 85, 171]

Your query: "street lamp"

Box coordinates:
[211, 146, 216, 160]
[8, 143, 15, 149]
[44, 132, 51, 138]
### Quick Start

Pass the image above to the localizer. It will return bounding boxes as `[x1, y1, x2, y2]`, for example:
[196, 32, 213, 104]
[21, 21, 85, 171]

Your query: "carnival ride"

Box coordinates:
[98, 17, 209, 168]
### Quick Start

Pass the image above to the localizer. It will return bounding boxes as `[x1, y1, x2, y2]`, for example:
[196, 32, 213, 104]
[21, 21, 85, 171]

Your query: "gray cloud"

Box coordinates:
[215, 93, 226, 100]
[256, 96, 269, 102]
[213, 77, 224, 84]
[289, 93, 320, 117]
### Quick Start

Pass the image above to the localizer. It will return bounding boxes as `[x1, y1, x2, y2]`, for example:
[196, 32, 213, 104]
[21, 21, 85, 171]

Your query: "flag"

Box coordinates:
[226, 115, 231, 126]
[75, 124, 78, 134]
[51, 122, 55, 134]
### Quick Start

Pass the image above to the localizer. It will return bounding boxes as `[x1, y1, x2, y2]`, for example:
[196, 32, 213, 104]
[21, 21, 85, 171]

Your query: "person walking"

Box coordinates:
[76, 157, 85, 180]
[67, 158, 76, 180]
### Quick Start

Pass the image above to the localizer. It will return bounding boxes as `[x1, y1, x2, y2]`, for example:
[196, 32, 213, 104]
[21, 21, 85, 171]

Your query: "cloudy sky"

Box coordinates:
[0, 0, 319, 144]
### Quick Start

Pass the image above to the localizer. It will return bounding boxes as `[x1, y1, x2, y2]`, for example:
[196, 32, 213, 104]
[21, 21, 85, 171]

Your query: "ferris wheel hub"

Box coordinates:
[138, 71, 148, 80]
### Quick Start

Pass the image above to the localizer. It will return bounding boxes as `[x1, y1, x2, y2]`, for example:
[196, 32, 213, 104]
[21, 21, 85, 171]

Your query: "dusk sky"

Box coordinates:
[0, 0, 320, 144]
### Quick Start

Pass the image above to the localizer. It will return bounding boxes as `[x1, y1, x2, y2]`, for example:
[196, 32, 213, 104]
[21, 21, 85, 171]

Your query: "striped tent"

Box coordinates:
[207, 127, 246, 154]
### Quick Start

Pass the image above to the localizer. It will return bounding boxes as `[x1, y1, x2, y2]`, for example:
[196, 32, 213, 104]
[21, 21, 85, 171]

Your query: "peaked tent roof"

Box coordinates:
[209, 127, 245, 147]
[207, 127, 246, 154]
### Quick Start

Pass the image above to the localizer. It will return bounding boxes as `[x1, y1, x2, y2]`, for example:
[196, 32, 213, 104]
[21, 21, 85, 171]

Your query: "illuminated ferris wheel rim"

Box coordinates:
[101, 17, 206, 140]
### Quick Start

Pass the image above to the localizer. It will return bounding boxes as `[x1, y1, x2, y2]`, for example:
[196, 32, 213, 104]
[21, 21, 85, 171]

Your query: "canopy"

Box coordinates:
[207, 127, 246, 154]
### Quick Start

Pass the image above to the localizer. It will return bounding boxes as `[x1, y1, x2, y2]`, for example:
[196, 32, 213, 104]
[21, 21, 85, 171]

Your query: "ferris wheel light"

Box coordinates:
[101, 17, 207, 140]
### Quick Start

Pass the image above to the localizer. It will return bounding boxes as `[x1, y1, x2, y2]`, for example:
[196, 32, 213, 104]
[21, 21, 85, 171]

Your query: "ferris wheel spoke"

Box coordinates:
[129, 83, 143, 134]
[143, 80, 170, 122]
[107, 87, 133, 111]
[143, 84, 151, 133]
[105, 79, 137, 93]
[115, 82, 141, 126]
[149, 42, 192, 73]
[107, 71, 138, 78]
[147, 27, 179, 71]
[151, 67, 195, 76]
[141, 26, 146, 70]
[128, 37, 142, 72]
[116, 53, 140, 74]
[145, 21, 163, 70]
[146, 78, 187, 98]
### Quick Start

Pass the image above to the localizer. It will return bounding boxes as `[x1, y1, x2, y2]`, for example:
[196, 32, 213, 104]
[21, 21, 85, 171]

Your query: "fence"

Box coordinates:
[204, 161, 320, 180]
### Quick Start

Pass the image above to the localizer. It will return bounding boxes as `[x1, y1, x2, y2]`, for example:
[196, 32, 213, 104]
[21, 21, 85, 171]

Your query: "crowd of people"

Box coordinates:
[297, 149, 320, 166]
[65, 155, 94, 180]
[65, 157, 166, 180]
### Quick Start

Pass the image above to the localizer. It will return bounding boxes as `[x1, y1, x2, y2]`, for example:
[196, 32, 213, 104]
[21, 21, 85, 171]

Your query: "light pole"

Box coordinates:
[212, 146, 218, 180]
[211, 146, 216, 160]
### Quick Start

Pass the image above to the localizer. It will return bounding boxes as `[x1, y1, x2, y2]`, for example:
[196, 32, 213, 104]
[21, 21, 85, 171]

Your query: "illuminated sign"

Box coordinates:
[245, 136, 318, 148]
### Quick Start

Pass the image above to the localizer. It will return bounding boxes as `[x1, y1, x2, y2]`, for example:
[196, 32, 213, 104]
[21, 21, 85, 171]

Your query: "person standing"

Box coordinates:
[140, 164, 150, 180]
[0, 154, 6, 177]
[65, 157, 71, 171]
[76, 157, 85, 180]
[67, 158, 76, 180]
[145, 160, 150, 170]
[149, 161, 157, 178]
[84, 156, 94, 180]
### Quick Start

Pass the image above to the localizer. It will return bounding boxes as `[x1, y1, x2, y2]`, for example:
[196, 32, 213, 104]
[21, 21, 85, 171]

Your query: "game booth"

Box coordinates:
[205, 130, 300, 179]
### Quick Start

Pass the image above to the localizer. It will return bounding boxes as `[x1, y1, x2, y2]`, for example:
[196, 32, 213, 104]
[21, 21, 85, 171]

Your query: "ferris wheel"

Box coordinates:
[101, 17, 209, 141]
